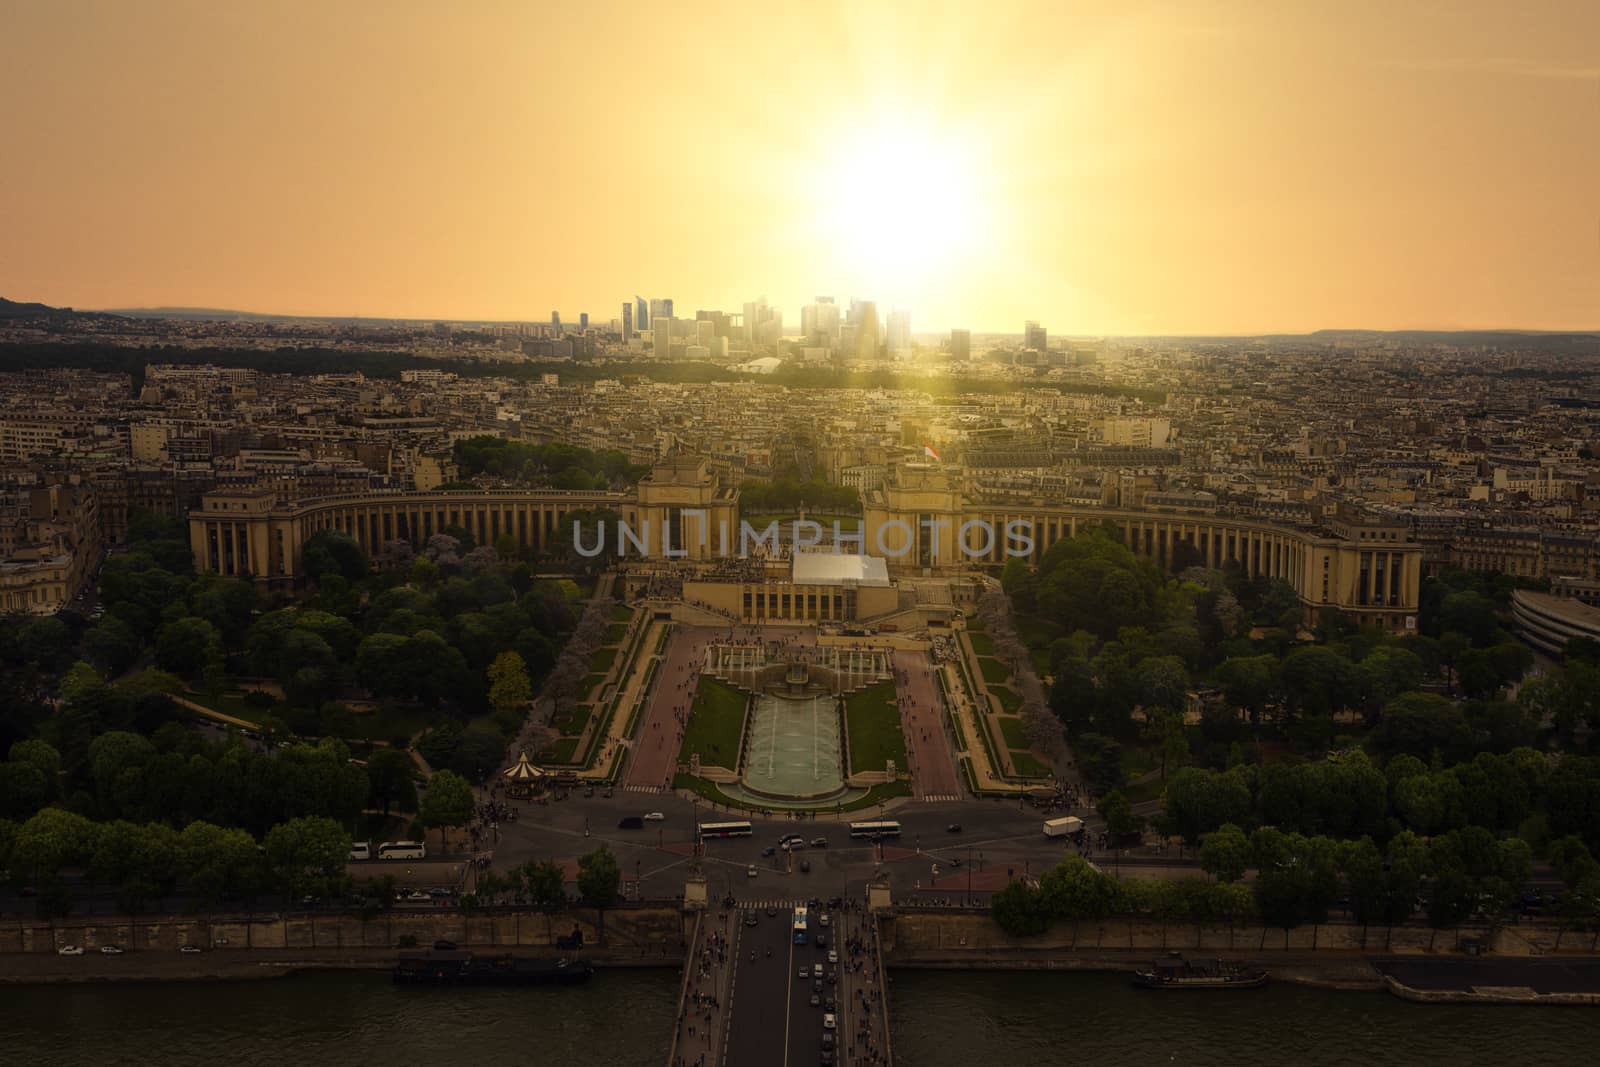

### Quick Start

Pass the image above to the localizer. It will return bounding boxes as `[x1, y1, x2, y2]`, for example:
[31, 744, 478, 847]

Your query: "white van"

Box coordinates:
[349, 841, 371, 861]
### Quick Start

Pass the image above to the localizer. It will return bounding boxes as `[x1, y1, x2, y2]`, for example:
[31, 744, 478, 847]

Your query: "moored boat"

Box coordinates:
[1132, 954, 1267, 989]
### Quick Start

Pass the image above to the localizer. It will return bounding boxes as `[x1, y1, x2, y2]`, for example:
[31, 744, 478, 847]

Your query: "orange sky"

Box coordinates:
[2, 0, 1597, 334]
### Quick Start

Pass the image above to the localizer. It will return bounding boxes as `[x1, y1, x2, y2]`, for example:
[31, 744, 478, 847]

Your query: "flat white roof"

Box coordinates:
[791, 553, 891, 588]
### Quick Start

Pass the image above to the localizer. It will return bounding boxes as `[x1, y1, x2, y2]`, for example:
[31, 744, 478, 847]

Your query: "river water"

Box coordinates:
[1, 968, 1592, 1067]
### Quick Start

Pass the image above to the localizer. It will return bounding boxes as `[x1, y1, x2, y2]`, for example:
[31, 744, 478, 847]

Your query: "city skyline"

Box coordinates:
[4, 1, 1598, 334]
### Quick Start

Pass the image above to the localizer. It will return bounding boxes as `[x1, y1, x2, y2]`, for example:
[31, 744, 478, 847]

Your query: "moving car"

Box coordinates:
[766, 906, 778, 917]
[643, 812, 665, 821]
[813, 963, 823, 978]
[818, 912, 830, 927]
[946, 823, 962, 833]
[57, 945, 83, 956]
[747, 864, 759, 877]
[744, 912, 759, 926]
[823, 1012, 837, 1030]
[828, 949, 838, 964]
[810, 992, 821, 1006]
[799, 966, 810, 978]
[811, 837, 828, 848]
[761, 846, 777, 857]
[100, 945, 125, 955]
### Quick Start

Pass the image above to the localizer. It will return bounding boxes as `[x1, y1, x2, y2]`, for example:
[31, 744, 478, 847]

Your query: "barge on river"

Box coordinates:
[394, 950, 594, 987]
[1132, 954, 1267, 990]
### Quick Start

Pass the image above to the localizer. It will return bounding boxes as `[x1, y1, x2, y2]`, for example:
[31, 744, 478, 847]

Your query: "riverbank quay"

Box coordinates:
[0, 944, 683, 985]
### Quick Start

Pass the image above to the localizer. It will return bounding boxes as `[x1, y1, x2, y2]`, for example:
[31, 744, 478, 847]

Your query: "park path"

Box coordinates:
[624, 626, 715, 790]
[892, 650, 962, 799]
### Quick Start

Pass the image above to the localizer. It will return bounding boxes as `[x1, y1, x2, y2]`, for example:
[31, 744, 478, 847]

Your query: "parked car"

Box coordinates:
[100, 945, 125, 956]
[643, 812, 665, 822]
[760, 846, 777, 858]
[946, 823, 962, 833]
[56, 945, 83, 957]
[434, 940, 458, 951]
[811, 837, 828, 848]
[179, 944, 202, 954]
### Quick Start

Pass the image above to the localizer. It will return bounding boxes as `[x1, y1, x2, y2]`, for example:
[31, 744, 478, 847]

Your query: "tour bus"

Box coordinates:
[847, 820, 903, 840]
[377, 841, 428, 861]
[697, 820, 754, 841]
[349, 841, 372, 861]
[793, 905, 809, 945]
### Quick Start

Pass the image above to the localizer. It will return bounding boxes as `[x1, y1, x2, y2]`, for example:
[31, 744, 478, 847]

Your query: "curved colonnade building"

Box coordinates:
[188, 458, 1421, 630]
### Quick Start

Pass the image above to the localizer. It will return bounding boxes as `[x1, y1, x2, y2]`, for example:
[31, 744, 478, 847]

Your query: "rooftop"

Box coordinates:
[791, 552, 891, 588]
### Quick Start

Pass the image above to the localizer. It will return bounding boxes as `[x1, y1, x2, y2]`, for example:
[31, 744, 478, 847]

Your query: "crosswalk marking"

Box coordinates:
[919, 793, 960, 802]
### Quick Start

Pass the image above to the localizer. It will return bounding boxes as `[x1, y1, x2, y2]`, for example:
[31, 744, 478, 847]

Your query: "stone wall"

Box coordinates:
[881, 909, 1600, 959]
[0, 904, 691, 955]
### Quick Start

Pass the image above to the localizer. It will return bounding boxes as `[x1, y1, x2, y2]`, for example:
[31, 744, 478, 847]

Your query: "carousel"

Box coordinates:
[501, 751, 547, 797]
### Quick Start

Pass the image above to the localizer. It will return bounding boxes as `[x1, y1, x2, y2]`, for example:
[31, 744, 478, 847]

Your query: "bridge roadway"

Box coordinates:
[718, 903, 891, 1067]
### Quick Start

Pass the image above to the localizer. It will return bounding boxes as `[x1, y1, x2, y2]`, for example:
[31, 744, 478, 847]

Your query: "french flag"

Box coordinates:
[923, 443, 941, 462]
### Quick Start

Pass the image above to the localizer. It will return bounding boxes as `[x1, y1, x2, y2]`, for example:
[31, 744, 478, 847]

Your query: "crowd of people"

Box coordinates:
[673, 924, 732, 1067]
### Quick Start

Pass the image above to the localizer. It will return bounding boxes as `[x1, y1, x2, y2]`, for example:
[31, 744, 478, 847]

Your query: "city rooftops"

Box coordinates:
[791, 552, 891, 588]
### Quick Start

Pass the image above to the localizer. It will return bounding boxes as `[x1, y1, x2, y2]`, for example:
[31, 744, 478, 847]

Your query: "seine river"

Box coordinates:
[1, 969, 1593, 1067]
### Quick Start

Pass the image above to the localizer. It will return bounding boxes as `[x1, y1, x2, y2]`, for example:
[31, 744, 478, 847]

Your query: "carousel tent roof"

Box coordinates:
[502, 751, 547, 781]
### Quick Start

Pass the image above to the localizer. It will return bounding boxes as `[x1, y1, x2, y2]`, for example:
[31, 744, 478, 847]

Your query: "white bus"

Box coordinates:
[377, 841, 427, 861]
[848, 820, 902, 840]
[697, 821, 754, 840]
[349, 841, 372, 861]
[793, 905, 809, 945]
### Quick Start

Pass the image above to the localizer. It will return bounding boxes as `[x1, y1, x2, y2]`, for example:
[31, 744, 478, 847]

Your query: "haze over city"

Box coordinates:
[3, 0, 1598, 333]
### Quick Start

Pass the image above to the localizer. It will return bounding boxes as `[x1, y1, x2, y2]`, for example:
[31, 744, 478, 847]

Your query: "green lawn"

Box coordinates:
[1010, 750, 1052, 777]
[989, 685, 1021, 715]
[977, 657, 1009, 685]
[182, 690, 271, 726]
[679, 677, 747, 767]
[845, 681, 907, 775]
[611, 604, 634, 622]
[538, 736, 580, 763]
[603, 622, 629, 644]
[967, 631, 998, 658]
[589, 646, 618, 673]
[996, 715, 1027, 749]
[581, 672, 607, 700]
[550, 702, 589, 735]
[1013, 612, 1063, 651]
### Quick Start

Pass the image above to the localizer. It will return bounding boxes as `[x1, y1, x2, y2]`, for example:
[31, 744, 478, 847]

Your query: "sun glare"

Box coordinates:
[816, 118, 993, 297]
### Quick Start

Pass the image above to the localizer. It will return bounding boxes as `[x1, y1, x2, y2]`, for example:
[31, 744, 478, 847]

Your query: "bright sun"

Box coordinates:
[816, 118, 991, 296]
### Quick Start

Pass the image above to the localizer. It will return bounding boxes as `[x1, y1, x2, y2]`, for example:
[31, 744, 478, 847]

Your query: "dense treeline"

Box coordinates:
[739, 467, 860, 515]
[451, 437, 647, 489]
[1000, 528, 1543, 798]
[0, 342, 1165, 402]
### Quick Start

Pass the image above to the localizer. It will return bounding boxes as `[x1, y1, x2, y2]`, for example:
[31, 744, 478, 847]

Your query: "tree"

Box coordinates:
[302, 530, 369, 584]
[179, 821, 262, 907]
[83, 616, 143, 676]
[1199, 823, 1251, 883]
[366, 748, 418, 817]
[1096, 790, 1142, 840]
[487, 651, 533, 726]
[155, 617, 223, 678]
[418, 770, 474, 851]
[991, 880, 1048, 936]
[262, 816, 351, 901]
[1214, 655, 1278, 728]
[577, 845, 621, 907]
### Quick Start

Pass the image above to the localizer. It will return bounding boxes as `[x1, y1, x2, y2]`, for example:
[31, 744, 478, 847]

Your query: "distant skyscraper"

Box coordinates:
[652, 315, 673, 358]
[1025, 320, 1047, 352]
[580, 312, 588, 330]
[743, 297, 770, 344]
[886, 309, 911, 352]
[661, 298, 673, 319]
[636, 296, 648, 338]
[852, 300, 880, 360]
[552, 311, 562, 334]
[622, 302, 633, 342]
[950, 328, 971, 360]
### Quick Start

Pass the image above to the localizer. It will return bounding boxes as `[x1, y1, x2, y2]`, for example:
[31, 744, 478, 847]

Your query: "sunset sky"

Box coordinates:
[2, 0, 1597, 334]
